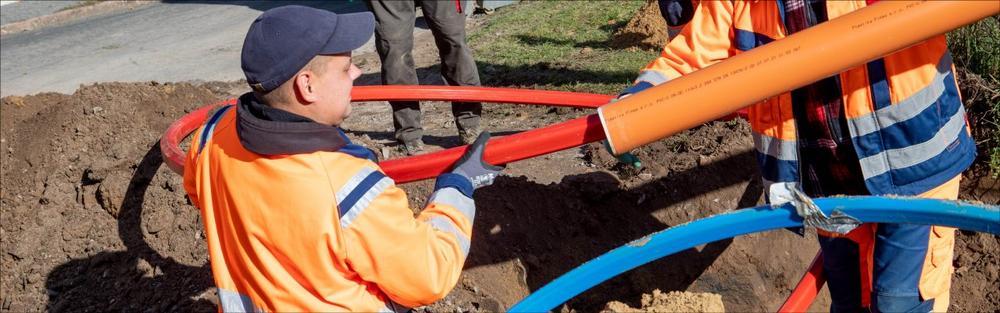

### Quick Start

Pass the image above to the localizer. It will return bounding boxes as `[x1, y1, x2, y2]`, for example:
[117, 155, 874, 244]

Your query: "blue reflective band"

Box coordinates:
[197, 105, 233, 155]
[434, 173, 474, 198]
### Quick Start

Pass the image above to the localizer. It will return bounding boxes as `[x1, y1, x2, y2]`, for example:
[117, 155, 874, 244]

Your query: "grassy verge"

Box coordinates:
[469, 1, 653, 95]
[948, 17, 1000, 177]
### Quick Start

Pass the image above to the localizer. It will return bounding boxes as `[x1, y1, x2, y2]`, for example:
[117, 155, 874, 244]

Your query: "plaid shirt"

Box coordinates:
[784, 0, 868, 197]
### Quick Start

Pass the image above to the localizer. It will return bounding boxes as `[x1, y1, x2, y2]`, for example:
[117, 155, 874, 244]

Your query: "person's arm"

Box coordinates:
[340, 133, 501, 308]
[338, 168, 474, 308]
[620, 0, 736, 97]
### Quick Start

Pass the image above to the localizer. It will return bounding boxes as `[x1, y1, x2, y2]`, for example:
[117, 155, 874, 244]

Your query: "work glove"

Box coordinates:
[451, 132, 505, 189]
[602, 95, 642, 169]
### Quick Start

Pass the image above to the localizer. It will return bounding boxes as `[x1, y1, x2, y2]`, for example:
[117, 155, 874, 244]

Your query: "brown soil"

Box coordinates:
[611, 0, 671, 50]
[603, 290, 725, 313]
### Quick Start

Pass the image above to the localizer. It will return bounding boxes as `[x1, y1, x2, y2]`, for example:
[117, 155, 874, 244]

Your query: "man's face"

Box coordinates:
[311, 53, 362, 126]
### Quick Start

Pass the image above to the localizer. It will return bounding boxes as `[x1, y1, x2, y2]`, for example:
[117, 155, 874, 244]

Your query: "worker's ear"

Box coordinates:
[293, 70, 319, 103]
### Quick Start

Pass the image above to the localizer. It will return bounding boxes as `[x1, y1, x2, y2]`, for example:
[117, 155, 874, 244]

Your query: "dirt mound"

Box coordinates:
[603, 290, 725, 313]
[1, 82, 998, 313]
[611, 0, 670, 50]
[1, 82, 230, 312]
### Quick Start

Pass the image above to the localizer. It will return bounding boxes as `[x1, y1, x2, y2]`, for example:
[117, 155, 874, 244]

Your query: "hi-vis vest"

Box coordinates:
[624, 0, 975, 195]
[184, 95, 476, 312]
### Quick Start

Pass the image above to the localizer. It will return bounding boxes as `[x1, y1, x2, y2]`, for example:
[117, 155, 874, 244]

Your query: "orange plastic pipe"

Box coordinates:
[779, 251, 825, 313]
[601, 0, 1000, 154]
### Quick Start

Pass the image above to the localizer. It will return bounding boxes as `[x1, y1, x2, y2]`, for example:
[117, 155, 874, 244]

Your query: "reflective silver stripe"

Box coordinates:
[858, 105, 967, 179]
[753, 133, 798, 161]
[427, 216, 471, 256]
[851, 54, 954, 137]
[336, 166, 377, 206]
[636, 70, 669, 85]
[428, 187, 475, 223]
[340, 176, 394, 229]
[218, 288, 264, 313]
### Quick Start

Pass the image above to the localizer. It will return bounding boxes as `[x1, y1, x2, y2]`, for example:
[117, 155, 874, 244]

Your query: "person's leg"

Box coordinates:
[818, 224, 876, 313]
[419, 0, 482, 144]
[871, 175, 961, 313]
[366, 0, 424, 145]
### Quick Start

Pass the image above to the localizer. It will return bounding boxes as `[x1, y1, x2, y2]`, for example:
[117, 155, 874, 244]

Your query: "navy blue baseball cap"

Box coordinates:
[241, 5, 374, 93]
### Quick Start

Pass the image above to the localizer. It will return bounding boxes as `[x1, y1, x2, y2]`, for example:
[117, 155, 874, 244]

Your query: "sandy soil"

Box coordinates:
[604, 290, 726, 313]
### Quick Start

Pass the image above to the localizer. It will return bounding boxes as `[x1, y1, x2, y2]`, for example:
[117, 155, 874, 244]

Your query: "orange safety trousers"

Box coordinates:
[817, 175, 961, 312]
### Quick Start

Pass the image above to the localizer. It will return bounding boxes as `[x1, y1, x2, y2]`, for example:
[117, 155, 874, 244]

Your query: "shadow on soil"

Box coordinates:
[44, 144, 216, 312]
[465, 149, 761, 310]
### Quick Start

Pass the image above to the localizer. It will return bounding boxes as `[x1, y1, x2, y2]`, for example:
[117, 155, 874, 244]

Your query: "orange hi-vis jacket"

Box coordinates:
[184, 93, 476, 312]
[621, 0, 975, 196]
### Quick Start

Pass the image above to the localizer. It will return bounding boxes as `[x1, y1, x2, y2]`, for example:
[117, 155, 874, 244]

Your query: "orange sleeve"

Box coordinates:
[339, 167, 474, 308]
[624, 0, 736, 95]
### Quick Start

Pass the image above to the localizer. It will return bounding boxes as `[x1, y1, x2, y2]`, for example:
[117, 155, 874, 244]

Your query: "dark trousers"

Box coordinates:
[819, 224, 936, 313]
[366, 0, 482, 143]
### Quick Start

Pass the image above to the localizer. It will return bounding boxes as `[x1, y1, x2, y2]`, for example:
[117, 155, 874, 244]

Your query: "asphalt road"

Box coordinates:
[0, 1, 390, 97]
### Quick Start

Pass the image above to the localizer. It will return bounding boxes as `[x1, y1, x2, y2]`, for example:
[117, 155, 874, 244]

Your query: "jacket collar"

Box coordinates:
[235, 92, 350, 155]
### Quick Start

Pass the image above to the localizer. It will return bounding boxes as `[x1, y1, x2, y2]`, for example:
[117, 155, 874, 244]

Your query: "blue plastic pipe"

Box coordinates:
[509, 197, 999, 312]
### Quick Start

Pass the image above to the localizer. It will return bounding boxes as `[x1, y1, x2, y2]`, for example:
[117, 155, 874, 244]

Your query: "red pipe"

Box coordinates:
[161, 86, 613, 176]
[351, 85, 613, 108]
[160, 98, 237, 174]
[160, 86, 747, 177]
[383, 114, 606, 183]
[779, 251, 826, 313]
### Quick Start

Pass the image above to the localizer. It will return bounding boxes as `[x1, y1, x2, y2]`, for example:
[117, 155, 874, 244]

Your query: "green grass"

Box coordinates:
[948, 16, 1000, 177]
[948, 17, 1000, 80]
[468, 1, 654, 95]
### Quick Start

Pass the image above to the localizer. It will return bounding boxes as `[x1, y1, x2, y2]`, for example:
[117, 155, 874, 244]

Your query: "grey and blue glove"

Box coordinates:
[451, 132, 505, 189]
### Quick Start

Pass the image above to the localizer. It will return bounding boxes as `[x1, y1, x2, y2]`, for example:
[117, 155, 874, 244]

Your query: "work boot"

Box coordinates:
[400, 139, 425, 156]
[459, 126, 482, 146]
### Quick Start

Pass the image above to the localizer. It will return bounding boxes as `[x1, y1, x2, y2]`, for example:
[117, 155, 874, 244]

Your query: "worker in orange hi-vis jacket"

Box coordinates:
[183, 5, 503, 312]
[611, 1, 974, 312]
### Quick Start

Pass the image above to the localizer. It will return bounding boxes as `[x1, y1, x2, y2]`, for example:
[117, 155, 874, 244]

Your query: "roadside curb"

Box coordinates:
[0, 0, 155, 36]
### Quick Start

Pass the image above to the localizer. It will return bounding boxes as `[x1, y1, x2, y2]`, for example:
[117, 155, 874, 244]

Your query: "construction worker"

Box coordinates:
[366, 0, 484, 155]
[183, 6, 503, 312]
[615, 1, 974, 312]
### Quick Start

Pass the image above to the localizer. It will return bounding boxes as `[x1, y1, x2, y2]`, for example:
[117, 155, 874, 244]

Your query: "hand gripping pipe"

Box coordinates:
[508, 198, 1000, 313]
[600, 1, 1000, 154]
[159, 85, 747, 181]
